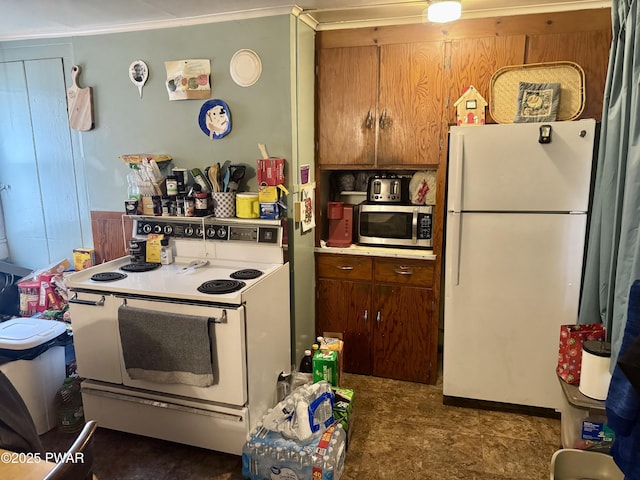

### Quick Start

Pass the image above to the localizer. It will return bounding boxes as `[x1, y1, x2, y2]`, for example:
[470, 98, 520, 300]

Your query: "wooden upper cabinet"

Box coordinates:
[317, 46, 378, 166]
[378, 42, 444, 166]
[317, 42, 444, 168]
[526, 30, 611, 121]
[445, 36, 526, 125]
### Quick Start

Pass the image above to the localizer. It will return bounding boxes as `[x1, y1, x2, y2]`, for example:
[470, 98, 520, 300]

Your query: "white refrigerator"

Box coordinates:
[443, 119, 596, 410]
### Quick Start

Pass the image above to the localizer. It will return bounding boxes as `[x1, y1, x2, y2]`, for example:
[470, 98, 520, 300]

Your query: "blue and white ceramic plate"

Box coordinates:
[199, 99, 232, 140]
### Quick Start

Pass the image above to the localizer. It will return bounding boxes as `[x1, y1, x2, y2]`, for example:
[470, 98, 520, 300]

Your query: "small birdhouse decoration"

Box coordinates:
[454, 85, 488, 126]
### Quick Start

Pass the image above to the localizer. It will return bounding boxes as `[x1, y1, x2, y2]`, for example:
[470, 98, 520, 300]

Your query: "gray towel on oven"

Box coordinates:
[118, 305, 214, 387]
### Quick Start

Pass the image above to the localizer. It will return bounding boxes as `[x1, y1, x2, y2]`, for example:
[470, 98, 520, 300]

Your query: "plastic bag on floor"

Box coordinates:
[262, 381, 334, 441]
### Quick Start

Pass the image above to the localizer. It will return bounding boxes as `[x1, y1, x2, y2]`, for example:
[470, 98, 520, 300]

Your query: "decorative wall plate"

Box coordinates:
[230, 49, 262, 87]
[199, 99, 232, 140]
[129, 60, 149, 98]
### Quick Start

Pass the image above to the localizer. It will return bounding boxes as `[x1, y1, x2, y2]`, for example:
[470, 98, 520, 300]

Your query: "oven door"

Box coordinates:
[69, 291, 122, 383]
[115, 296, 247, 407]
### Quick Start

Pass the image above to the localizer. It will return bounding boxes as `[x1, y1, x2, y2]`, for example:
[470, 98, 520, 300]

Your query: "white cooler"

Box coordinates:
[0, 318, 67, 434]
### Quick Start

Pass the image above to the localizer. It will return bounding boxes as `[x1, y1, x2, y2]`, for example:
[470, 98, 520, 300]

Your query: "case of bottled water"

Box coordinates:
[242, 422, 346, 480]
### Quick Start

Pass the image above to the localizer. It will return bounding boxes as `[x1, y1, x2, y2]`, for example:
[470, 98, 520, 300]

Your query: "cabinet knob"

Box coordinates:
[364, 310, 368, 323]
[365, 110, 373, 129]
[337, 265, 354, 271]
[376, 311, 381, 326]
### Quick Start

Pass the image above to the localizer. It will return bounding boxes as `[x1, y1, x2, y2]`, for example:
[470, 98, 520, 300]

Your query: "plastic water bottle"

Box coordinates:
[276, 371, 291, 402]
[299, 349, 313, 374]
[127, 165, 141, 201]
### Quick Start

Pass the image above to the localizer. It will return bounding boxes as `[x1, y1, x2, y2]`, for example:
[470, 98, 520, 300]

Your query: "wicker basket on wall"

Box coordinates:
[490, 61, 586, 123]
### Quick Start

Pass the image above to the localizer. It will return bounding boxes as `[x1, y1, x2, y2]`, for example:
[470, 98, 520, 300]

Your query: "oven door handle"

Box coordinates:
[69, 293, 105, 307]
[119, 298, 228, 324]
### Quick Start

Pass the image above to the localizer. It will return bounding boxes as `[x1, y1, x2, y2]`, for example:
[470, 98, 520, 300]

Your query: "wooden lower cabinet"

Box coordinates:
[316, 278, 372, 375]
[316, 253, 436, 384]
[372, 284, 432, 383]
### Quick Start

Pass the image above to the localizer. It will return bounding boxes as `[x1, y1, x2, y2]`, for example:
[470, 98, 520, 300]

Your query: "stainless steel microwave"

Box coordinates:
[356, 204, 433, 248]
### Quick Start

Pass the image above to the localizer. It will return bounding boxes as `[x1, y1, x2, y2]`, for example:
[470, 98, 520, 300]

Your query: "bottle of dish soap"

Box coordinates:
[160, 238, 174, 265]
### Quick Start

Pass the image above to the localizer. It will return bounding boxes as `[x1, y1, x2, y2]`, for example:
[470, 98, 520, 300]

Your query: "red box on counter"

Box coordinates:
[557, 323, 606, 384]
[257, 158, 285, 186]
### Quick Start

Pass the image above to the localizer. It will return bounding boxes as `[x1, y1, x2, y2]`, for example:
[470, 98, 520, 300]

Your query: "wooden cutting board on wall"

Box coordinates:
[67, 65, 94, 131]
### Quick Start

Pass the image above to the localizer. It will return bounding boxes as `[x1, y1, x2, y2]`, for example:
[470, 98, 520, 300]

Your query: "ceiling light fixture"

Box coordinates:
[427, 1, 462, 23]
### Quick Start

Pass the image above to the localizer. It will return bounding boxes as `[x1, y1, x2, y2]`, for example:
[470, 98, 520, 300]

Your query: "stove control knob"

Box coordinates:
[184, 226, 194, 237]
[195, 226, 203, 237]
[152, 224, 162, 234]
[217, 227, 227, 239]
[142, 223, 152, 234]
[163, 224, 173, 235]
[206, 227, 216, 238]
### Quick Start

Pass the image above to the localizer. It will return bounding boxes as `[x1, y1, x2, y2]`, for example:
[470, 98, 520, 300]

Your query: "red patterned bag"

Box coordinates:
[557, 324, 606, 384]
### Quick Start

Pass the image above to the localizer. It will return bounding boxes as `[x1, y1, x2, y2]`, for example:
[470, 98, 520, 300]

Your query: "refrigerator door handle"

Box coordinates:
[449, 134, 464, 213]
[448, 212, 462, 287]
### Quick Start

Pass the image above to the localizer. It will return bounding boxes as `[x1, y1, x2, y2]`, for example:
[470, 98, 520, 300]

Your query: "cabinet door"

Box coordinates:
[378, 42, 444, 166]
[316, 278, 372, 375]
[526, 30, 610, 122]
[317, 46, 378, 166]
[372, 284, 432, 383]
[446, 36, 526, 125]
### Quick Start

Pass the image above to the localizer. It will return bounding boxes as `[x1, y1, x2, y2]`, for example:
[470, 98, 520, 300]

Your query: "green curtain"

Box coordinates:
[579, 0, 640, 369]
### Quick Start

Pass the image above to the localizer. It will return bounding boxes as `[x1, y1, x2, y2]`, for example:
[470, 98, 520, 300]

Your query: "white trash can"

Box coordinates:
[550, 449, 624, 480]
[0, 318, 68, 434]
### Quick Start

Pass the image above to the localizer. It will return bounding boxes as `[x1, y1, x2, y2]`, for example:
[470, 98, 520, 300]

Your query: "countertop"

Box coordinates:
[316, 242, 436, 260]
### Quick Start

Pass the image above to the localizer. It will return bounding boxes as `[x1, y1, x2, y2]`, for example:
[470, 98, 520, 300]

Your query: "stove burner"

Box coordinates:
[230, 269, 264, 280]
[120, 262, 162, 273]
[197, 279, 246, 295]
[91, 272, 128, 282]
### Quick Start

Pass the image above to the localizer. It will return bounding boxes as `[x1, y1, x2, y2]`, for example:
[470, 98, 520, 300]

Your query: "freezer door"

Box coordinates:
[443, 211, 586, 409]
[448, 119, 595, 212]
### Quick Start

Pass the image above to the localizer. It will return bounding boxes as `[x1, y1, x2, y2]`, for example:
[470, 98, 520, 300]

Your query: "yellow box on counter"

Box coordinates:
[146, 234, 163, 263]
[73, 248, 95, 271]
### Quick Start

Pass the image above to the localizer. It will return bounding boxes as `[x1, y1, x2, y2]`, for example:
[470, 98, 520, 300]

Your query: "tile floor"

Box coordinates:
[40, 372, 562, 479]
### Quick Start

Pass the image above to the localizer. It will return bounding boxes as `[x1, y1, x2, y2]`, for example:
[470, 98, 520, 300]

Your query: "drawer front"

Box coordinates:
[316, 254, 372, 281]
[374, 258, 434, 286]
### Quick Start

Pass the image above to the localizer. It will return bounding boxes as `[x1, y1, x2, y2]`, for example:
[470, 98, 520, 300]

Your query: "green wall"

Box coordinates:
[73, 16, 293, 210]
[0, 16, 294, 211]
[0, 14, 317, 365]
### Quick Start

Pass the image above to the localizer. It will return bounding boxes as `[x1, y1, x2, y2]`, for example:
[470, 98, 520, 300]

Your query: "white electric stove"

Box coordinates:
[66, 215, 291, 455]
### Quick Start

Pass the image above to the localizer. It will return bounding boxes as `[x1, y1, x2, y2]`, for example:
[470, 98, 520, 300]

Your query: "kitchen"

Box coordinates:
[0, 0, 629, 478]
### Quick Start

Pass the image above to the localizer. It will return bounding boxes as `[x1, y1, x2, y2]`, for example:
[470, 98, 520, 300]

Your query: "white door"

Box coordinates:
[443, 211, 586, 409]
[0, 58, 86, 269]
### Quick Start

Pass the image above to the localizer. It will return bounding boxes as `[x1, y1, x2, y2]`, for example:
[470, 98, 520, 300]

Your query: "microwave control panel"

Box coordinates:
[417, 213, 432, 240]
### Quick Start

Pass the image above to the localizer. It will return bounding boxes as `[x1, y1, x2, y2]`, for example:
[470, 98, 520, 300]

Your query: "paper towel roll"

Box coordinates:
[579, 340, 612, 400]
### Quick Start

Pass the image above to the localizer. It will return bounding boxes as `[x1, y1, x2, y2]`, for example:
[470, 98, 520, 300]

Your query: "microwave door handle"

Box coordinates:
[411, 209, 418, 244]
[450, 133, 464, 213]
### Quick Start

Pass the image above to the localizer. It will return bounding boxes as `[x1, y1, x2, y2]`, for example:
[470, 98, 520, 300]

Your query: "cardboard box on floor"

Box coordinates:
[319, 331, 344, 386]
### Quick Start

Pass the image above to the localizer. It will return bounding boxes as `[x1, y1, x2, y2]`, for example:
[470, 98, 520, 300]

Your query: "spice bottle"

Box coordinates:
[193, 184, 209, 217]
[166, 175, 178, 196]
[185, 196, 196, 217]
